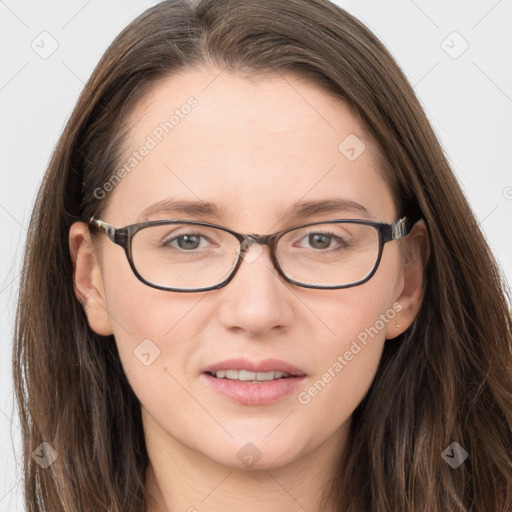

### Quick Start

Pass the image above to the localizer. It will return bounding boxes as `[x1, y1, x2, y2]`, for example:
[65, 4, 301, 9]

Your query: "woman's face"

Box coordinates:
[71, 67, 423, 471]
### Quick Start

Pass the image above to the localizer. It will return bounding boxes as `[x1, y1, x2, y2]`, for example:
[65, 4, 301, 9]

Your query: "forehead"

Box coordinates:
[104, 67, 396, 229]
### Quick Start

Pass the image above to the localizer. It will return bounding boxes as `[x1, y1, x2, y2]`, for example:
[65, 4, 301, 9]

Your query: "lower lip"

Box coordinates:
[201, 373, 307, 406]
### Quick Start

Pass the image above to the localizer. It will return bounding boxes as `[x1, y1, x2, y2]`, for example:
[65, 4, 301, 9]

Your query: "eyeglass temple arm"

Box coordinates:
[391, 216, 421, 240]
[89, 217, 117, 243]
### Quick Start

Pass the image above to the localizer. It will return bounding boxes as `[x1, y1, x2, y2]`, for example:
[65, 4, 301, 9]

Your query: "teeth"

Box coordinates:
[213, 369, 291, 381]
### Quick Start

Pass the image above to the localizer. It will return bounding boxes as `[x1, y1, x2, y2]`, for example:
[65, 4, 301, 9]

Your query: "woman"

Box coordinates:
[13, 0, 512, 510]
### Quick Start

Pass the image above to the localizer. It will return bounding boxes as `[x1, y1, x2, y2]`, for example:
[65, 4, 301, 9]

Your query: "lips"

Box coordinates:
[202, 357, 307, 377]
[201, 357, 307, 406]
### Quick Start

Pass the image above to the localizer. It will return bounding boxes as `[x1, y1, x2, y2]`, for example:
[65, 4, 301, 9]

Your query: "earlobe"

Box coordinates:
[385, 220, 430, 340]
[69, 222, 113, 336]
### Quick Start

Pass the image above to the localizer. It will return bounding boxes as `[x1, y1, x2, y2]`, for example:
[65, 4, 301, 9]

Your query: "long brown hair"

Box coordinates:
[13, 0, 512, 510]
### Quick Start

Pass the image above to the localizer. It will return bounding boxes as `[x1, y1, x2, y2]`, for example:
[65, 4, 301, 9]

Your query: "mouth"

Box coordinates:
[201, 358, 307, 406]
[202, 357, 306, 378]
[205, 369, 295, 382]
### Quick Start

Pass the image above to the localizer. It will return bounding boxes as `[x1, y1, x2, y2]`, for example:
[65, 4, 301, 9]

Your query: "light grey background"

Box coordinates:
[1, 1, 511, 509]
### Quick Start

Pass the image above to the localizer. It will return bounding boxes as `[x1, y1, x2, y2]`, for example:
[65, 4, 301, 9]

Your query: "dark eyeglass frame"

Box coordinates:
[88, 215, 421, 293]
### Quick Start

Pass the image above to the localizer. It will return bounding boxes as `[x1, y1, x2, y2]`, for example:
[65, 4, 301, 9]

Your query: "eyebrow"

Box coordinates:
[137, 197, 373, 223]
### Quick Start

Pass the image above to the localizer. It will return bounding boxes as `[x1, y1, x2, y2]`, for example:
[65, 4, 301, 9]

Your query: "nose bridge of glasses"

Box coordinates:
[235, 234, 278, 266]
[238, 233, 278, 254]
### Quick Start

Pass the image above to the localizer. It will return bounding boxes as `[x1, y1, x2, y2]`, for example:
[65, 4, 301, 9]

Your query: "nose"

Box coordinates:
[216, 240, 295, 336]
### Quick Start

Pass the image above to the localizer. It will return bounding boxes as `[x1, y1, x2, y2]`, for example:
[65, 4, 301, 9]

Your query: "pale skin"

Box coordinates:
[69, 67, 429, 512]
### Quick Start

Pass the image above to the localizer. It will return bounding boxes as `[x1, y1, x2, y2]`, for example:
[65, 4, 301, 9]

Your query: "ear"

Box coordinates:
[385, 219, 430, 340]
[69, 222, 113, 336]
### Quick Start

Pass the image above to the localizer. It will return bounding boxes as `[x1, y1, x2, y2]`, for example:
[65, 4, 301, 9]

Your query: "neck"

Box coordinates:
[143, 411, 348, 512]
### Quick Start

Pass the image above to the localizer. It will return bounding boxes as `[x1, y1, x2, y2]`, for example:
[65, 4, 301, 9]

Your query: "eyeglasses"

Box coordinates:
[88, 216, 420, 292]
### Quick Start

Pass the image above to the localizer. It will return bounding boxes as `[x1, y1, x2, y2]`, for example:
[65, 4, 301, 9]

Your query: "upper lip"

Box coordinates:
[202, 358, 306, 376]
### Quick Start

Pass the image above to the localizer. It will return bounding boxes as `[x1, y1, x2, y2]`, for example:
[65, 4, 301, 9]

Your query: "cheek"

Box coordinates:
[99, 254, 206, 392]
[100, 239, 207, 346]
[298, 291, 391, 410]
[103, 290, 209, 425]
[296, 254, 401, 426]
[289, 316, 386, 454]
